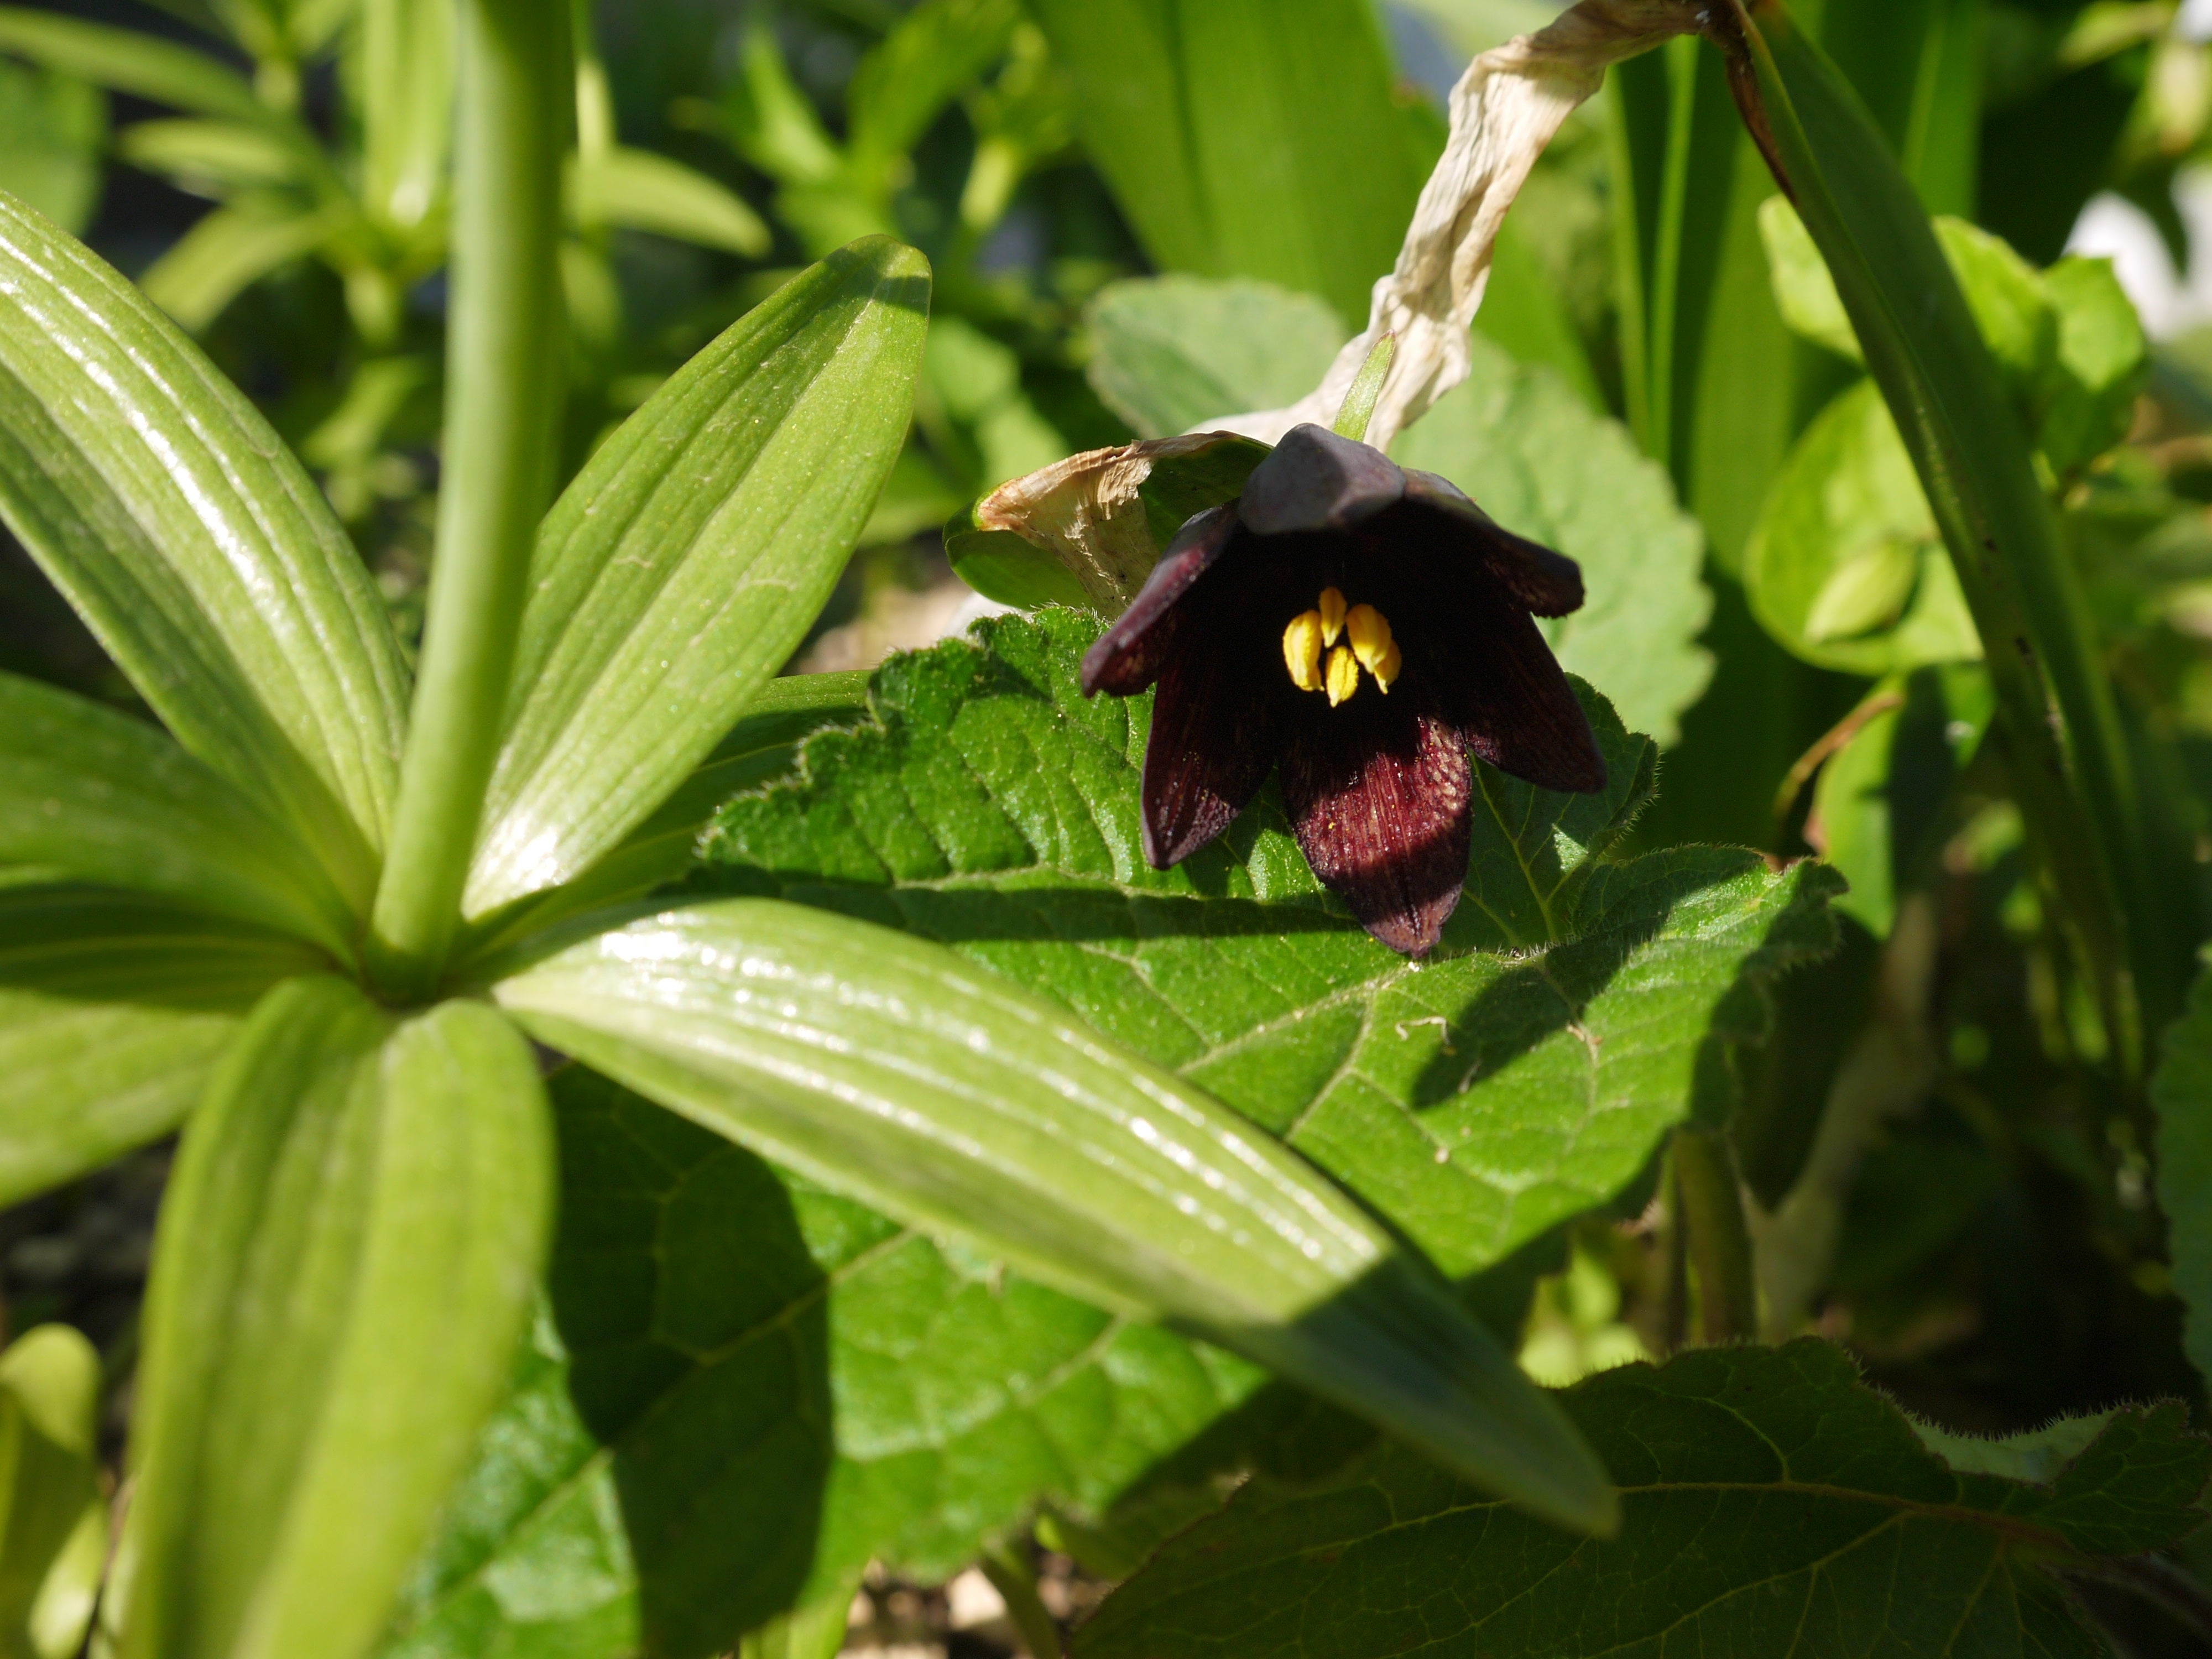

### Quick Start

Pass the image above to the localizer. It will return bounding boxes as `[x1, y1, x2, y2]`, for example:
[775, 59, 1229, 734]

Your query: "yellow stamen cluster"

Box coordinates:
[1282, 588, 1400, 705]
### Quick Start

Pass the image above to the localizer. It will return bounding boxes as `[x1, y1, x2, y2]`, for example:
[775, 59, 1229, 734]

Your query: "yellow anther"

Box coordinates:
[1369, 639, 1402, 693]
[1317, 587, 1347, 646]
[1282, 610, 1326, 693]
[1345, 603, 1400, 693]
[1325, 644, 1360, 707]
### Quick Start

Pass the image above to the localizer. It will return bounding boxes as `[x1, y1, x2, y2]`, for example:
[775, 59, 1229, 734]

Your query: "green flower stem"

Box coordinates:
[367, 0, 568, 1000]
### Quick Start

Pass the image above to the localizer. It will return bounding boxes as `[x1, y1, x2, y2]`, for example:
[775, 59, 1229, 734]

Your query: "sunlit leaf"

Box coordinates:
[0, 60, 103, 235]
[0, 887, 320, 1209]
[464, 237, 929, 920]
[489, 895, 1614, 1536]
[0, 194, 409, 910]
[1083, 275, 1343, 439]
[0, 670, 357, 955]
[120, 981, 554, 1659]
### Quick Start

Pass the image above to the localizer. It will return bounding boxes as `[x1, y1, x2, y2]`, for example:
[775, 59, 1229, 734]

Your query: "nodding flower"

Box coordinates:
[1080, 423, 1605, 958]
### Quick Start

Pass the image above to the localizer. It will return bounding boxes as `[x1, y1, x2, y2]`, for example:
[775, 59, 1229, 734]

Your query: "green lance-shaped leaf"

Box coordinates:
[118, 979, 554, 1659]
[2155, 954, 2212, 1391]
[0, 8, 266, 122]
[0, 1325, 106, 1659]
[0, 193, 409, 911]
[135, 198, 356, 336]
[1723, 1, 2188, 1046]
[0, 887, 320, 1209]
[1075, 1339, 2212, 1659]
[489, 901, 1617, 1536]
[571, 147, 772, 258]
[0, 671, 356, 956]
[453, 670, 869, 968]
[359, 0, 453, 233]
[463, 237, 929, 921]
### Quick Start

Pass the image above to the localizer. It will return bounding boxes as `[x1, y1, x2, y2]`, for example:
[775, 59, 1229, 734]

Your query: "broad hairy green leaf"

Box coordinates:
[0, 1325, 105, 1659]
[120, 979, 555, 1659]
[0, 886, 320, 1208]
[1083, 275, 1343, 440]
[695, 612, 1834, 1281]
[2154, 954, 2212, 1391]
[1029, 0, 1434, 327]
[1076, 1339, 2211, 1659]
[384, 1068, 1268, 1659]
[0, 670, 356, 955]
[0, 192, 409, 910]
[463, 237, 929, 921]
[489, 893, 1613, 1535]
[1730, 0, 2190, 1046]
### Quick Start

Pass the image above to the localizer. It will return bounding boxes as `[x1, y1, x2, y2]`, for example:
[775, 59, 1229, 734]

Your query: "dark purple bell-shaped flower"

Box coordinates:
[1080, 422, 1606, 958]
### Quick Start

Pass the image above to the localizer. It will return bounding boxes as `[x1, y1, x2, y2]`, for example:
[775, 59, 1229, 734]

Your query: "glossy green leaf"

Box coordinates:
[1745, 379, 1982, 675]
[0, 60, 103, 235]
[0, 1326, 105, 1659]
[464, 237, 929, 920]
[0, 887, 320, 1208]
[1083, 275, 1343, 439]
[1734, 2, 2188, 1040]
[1394, 333, 1712, 746]
[491, 901, 1615, 1535]
[120, 979, 555, 1659]
[0, 671, 356, 955]
[1029, 0, 1435, 327]
[359, 0, 452, 232]
[1076, 1340, 2211, 1659]
[0, 8, 264, 121]
[384, 1068, 1269, 1659]
[0, 194, 409, 911]
[455, 671, 871, 966]
[694, 613, 1838, 1284]
[571, 147, 771, 258]
[1809, 666, 1993, 937]
[2154, 954, 2212, 1391]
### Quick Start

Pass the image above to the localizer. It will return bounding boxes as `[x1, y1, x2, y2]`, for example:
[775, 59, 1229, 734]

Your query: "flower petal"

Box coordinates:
[1238, 425, 1406, 537]
[1401, 469, 1585, 617]
[1280, 692, 1472, 957]
[1434, 601, 1608, 794]
[1081, 505, 1241, 696]
[1141, 632, 1278, 869]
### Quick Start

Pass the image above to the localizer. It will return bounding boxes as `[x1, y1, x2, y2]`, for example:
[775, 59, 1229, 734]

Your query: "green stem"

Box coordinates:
[1673, 1125, 1756, 1345]
[367, 0, 569, 1000]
